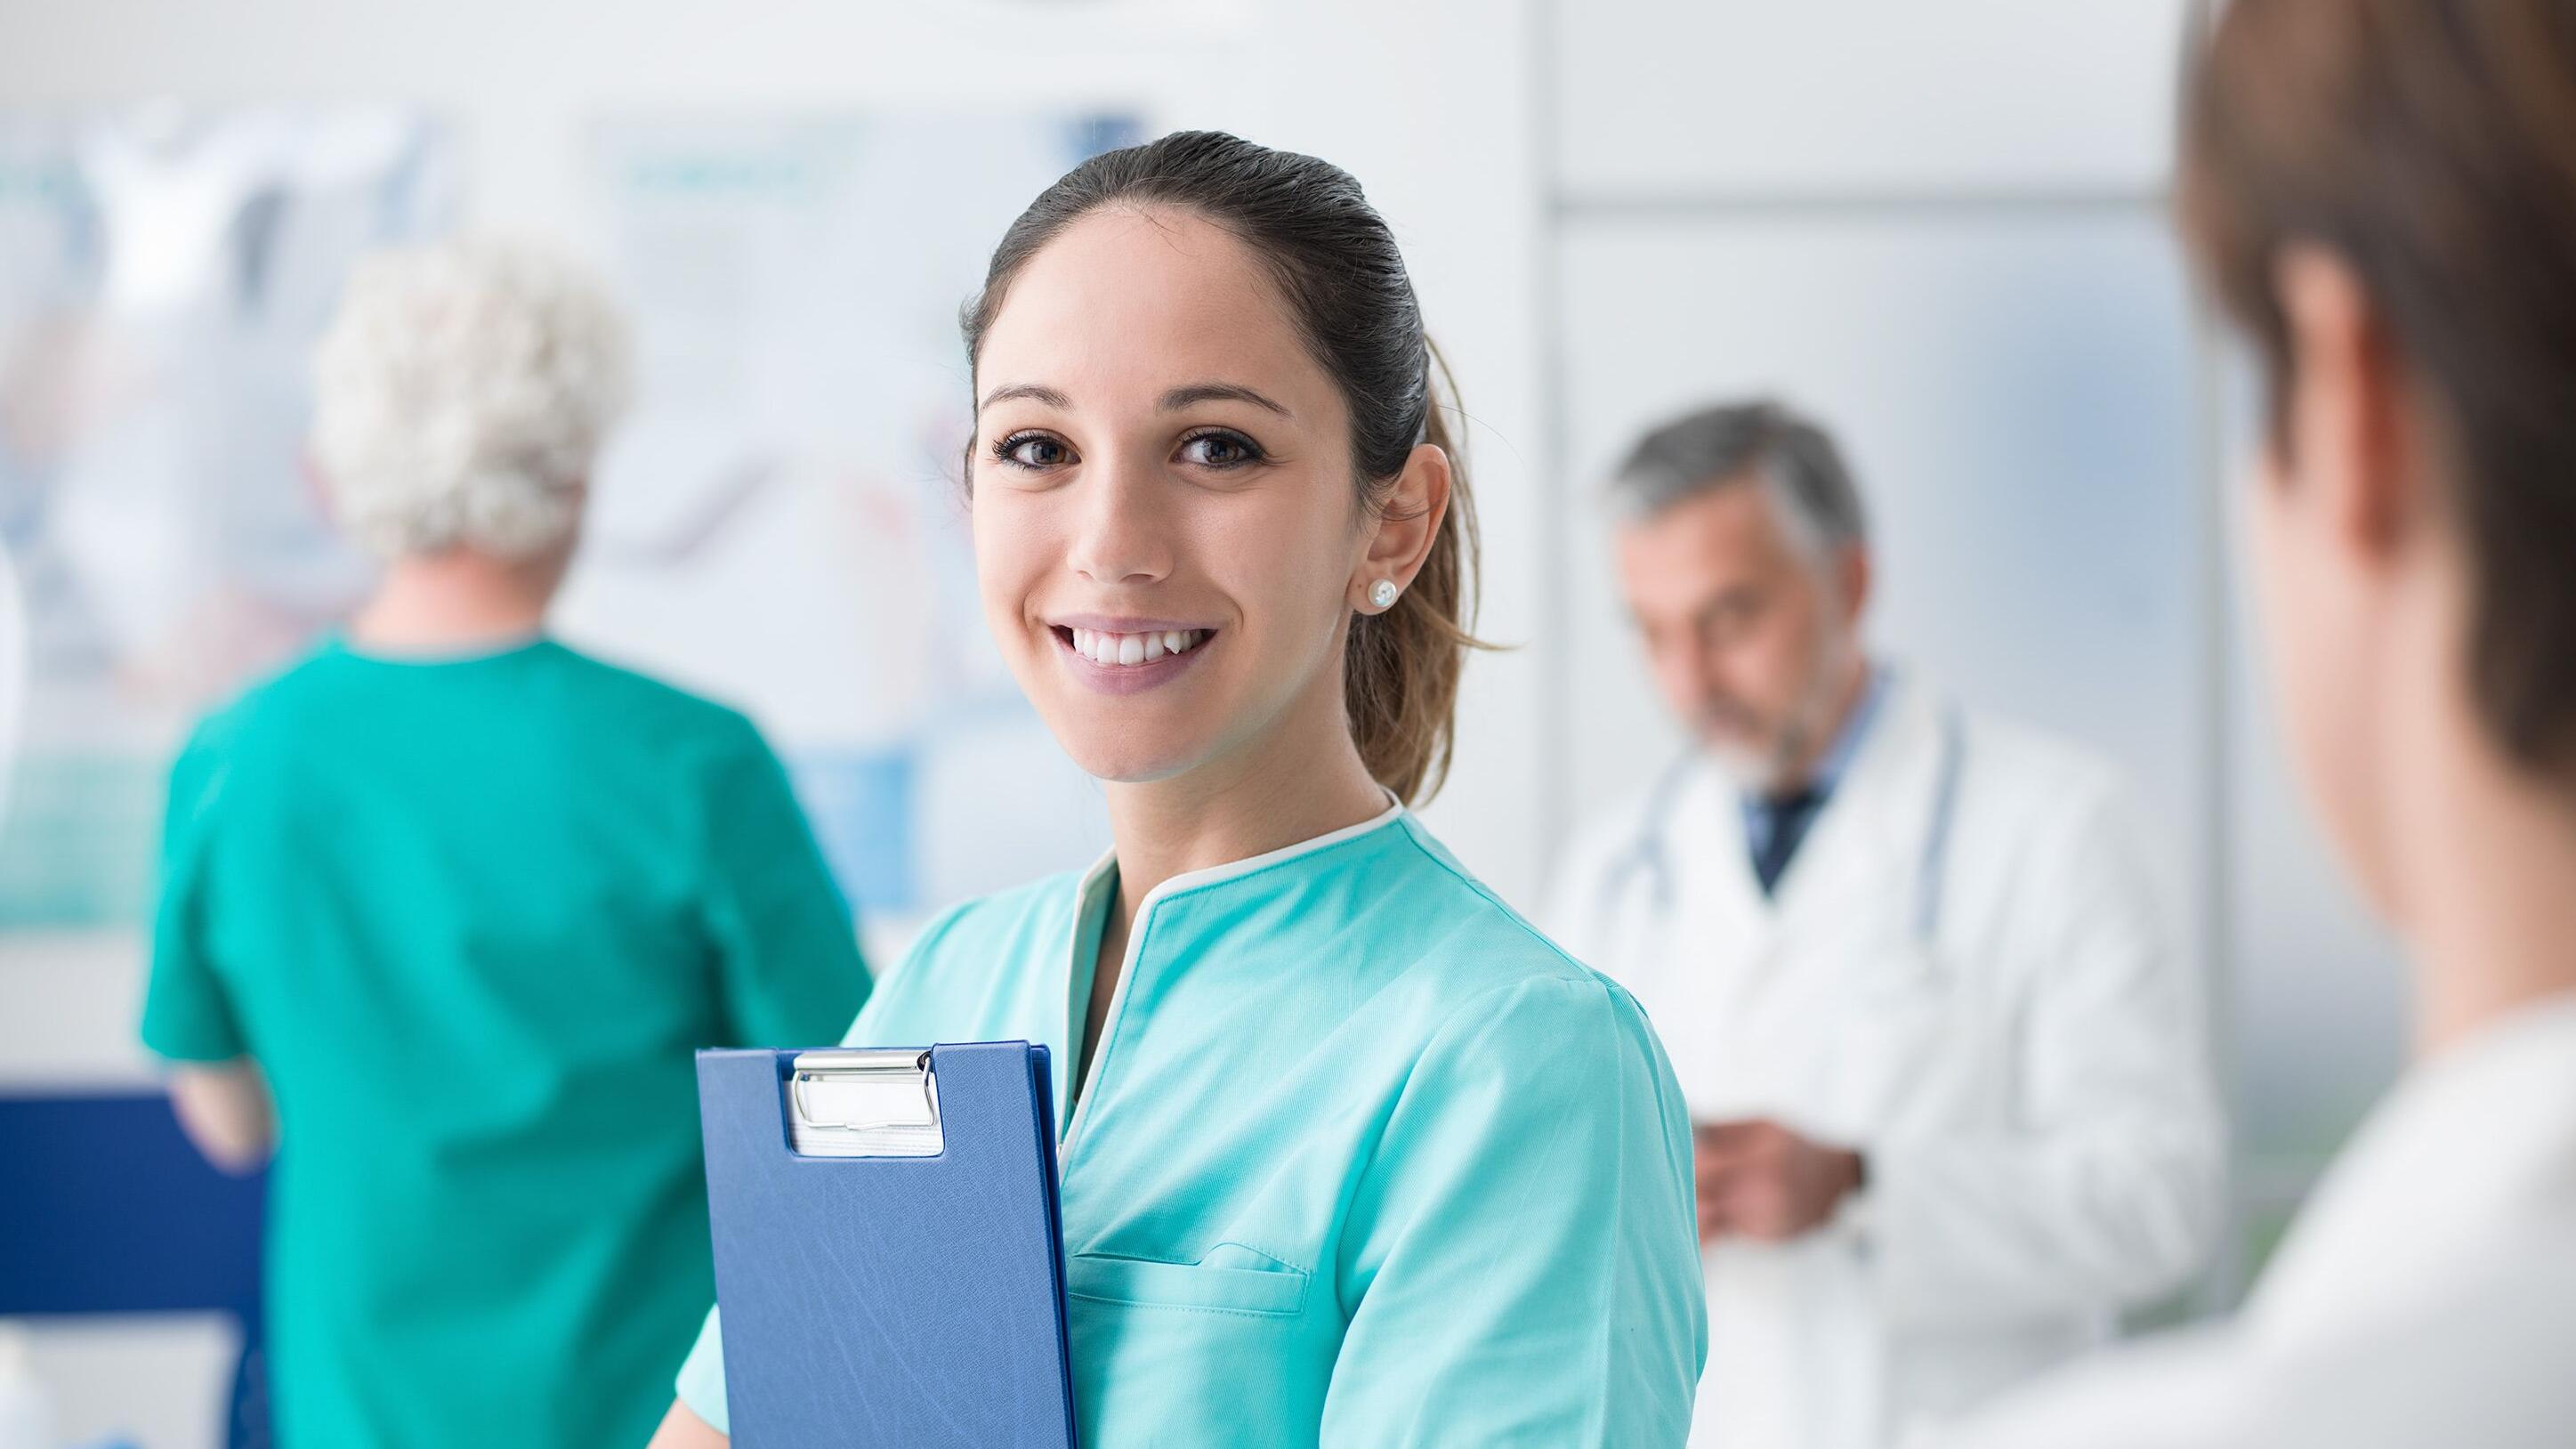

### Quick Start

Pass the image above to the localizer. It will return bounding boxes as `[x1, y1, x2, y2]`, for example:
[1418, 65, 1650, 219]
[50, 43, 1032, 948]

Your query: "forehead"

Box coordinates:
[1614, 477, 1807, 598]
[976, 206, 1333, 416]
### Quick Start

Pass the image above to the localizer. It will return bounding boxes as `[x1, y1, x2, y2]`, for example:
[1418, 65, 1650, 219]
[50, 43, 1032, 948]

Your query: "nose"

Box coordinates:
[1067, 450, 1173, 587]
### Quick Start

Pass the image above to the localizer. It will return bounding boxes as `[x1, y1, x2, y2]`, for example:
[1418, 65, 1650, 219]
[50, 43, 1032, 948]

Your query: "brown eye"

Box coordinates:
[997, 433, 1073, 468]
[1180, 431, 1264, 468]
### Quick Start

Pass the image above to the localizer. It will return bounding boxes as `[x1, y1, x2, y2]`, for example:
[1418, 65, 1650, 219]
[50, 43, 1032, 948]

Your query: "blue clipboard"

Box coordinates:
[696, 1041, 1077, 1447]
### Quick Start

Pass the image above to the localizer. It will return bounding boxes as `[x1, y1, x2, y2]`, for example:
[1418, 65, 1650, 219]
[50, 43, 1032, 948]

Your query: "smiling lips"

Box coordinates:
[1067, 627, 1209, 666]
[1050, 621, 1216, 694]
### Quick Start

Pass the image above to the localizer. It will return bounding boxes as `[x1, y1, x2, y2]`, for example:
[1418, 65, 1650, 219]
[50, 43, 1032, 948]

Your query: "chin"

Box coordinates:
[1049, 717, 1214, 785]
[1700, 738, 1780, 791]
[1065, 744, 1204, 785]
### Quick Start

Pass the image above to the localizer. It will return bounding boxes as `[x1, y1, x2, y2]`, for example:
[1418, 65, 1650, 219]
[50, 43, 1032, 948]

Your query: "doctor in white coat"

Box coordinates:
[1546, 401, 2225, 1449]
[1939, 2, 2576, 1444]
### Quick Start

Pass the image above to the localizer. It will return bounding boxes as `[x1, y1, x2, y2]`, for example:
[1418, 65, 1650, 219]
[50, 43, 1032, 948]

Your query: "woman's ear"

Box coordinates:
[1351, 443, 1451, 612]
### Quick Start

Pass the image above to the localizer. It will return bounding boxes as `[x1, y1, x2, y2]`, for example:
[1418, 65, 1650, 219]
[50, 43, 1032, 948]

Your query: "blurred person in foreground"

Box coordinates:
[1546, 400, 2223, 1448]
[141, 239, 871, 1447]
[1941, 2, 2576, 1445]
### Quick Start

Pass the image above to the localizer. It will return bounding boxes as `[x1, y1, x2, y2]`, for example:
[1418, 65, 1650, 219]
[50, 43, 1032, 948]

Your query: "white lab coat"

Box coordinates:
[1930, 994, 2576, 1449]
[1546, 672, 2225, 1449]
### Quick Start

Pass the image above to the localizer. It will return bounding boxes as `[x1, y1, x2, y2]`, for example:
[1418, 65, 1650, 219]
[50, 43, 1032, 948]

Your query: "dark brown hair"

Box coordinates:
[2180, 0, 2576, 777]
[959, 130, 1483, 804]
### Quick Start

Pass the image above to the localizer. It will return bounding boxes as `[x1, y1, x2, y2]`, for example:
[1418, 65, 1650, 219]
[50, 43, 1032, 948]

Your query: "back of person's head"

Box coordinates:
[960, 129, 1482, 805]
[2181, 0, 2576, 783]
[311, 239, 633, 563]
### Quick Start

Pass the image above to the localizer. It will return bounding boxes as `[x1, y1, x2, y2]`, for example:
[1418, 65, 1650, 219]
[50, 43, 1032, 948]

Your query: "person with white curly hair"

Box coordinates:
[139, 238, 874, 1449]
[311, 236, 629, 630]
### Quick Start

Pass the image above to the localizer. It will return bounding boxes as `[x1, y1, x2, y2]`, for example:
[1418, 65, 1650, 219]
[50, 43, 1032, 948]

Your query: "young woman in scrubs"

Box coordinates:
[651, 131, 1708, 1446]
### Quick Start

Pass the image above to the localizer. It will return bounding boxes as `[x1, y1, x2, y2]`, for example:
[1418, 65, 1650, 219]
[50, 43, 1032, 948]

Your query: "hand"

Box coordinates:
[1692, 1118, 1865, 1244]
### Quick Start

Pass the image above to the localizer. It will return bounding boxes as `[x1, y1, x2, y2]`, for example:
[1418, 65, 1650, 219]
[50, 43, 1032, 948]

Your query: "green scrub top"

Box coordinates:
[677, 802, 1707, 1445]
[139, 636, 871, 1449]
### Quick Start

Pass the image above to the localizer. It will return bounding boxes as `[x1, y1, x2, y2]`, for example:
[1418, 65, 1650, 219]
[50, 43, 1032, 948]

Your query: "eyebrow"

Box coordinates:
[975, 381, 1295, 418]
[977, 383, 1072, 413]
[1159, 383, 1292, 418]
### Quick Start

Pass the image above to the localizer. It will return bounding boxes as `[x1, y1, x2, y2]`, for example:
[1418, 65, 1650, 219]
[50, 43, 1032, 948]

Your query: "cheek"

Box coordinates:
[1746, 595, 1822, 694]
[2248, 455, 2338, 729]
[969, 490, 1048, 643]
[1217, 482, 1361, 643]
[2245, 454, 2387, 896]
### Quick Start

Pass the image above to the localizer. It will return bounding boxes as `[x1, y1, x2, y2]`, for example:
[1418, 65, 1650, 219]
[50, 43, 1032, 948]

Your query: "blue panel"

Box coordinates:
[789, 746, 919, 915]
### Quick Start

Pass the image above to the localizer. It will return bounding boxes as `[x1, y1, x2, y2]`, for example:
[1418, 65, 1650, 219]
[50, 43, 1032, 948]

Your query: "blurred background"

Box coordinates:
[0, 0, 2404, 1443]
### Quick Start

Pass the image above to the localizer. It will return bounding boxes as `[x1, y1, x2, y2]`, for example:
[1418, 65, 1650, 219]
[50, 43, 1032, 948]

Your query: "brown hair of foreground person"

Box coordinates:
[2180, 0, 2576, 783]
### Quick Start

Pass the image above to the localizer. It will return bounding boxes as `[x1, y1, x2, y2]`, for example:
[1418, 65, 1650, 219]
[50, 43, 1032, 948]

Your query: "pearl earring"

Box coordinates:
[1369, 579, 1400, 610]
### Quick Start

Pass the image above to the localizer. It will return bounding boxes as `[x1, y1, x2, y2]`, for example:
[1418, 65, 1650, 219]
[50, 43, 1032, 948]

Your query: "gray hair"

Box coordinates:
[310, 238, 633, 562]
[1604, 400, 1868, 555]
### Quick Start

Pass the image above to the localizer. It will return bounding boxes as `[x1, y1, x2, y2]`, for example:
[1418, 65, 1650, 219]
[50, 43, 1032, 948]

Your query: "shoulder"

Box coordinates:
[166, 646, 351, 792]
[1953, 708, 2139, 836]
[845, 867, 1089, 1035]
[1929, 1322, 2250, 1449]
[1936, 706, 2173, 947]
[540, 644, 770, 753]
[1381, 818, 1672, 1077]
[911, 870, 1087, 967]
[1941, 1244, 2576, 1448]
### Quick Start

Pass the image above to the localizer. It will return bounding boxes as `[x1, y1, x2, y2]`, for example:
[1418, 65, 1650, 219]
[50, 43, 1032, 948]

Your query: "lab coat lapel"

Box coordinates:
[1767, 676, 1945, 951]
[1644, 761, 1771, 1105]
[1681, 757, 1773, 947]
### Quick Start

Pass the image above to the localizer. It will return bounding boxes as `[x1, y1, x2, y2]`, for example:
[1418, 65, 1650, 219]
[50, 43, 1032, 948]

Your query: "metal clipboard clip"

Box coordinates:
[787, 1048, 944, 1158]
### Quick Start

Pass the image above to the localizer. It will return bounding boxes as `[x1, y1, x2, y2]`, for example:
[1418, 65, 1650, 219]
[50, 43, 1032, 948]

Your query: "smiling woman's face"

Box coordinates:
[969, 205, 1372, 785]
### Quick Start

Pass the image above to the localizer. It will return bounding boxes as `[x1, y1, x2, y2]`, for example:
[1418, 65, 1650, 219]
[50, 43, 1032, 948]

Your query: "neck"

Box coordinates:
[2395, 718, 2576, 1059]
[1101, 669, 1392, 925]
[347, 550, 560, 655]
[2377, 582, 2576, 1057]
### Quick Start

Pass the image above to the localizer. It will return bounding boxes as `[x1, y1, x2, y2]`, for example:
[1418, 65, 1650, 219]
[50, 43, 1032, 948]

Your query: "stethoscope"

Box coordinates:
[1595, 704, 1966, 949]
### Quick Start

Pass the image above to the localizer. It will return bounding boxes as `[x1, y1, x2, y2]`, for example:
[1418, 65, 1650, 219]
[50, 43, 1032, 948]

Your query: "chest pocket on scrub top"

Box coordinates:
[1066, 1243, 1311, 1317]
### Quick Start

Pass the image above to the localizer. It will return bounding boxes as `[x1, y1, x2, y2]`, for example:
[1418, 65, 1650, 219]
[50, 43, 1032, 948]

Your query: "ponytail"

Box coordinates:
[1345, 340, 1488, 805]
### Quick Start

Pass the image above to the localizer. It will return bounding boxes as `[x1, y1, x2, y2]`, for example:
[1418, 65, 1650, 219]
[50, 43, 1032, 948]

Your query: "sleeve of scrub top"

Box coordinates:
[697, 714, 873, 1049]
[1320, 974, 1708, 1447]
[1861, 778, 2225, 1323]
[139, 724, 249, 1063]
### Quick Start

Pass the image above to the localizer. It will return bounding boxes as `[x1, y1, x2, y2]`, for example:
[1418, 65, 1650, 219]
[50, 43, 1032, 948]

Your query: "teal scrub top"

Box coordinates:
[677, 802, 1708, 1445]
[140, 636, 871, 1449]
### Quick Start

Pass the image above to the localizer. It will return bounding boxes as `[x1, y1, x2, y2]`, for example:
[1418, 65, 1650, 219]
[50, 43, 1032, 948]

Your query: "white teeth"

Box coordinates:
[1063, 627, 1209, 667]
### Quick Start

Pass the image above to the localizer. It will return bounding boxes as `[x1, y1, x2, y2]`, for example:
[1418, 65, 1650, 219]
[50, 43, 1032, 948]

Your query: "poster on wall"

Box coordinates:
[0, 105, 455, 933]
[565, 112, 1141, 928]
